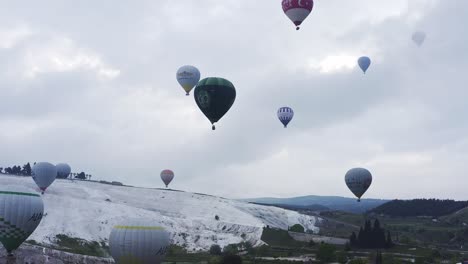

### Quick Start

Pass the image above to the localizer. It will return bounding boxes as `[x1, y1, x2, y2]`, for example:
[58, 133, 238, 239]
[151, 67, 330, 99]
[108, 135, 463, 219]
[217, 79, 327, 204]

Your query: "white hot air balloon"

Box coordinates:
[32, 162, 57, 194]
[56, 163, 71, 179]
[412, 31, 426, 47]
[109, 221, 170, 264]
[0, 186, 44, 256]
[160, 170, 174, 188]
[176, 65, 200, 96]
[345, 168, 372, 202]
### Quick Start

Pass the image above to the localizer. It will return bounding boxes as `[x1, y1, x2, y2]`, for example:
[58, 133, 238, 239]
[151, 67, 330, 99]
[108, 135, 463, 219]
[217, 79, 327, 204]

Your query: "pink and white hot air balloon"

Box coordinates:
[282, 0, 314, 30]
[160, 170, 174, 188]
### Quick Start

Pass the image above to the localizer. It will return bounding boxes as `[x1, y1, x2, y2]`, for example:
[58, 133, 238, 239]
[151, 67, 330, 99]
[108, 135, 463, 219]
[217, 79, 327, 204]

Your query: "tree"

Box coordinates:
[386, 231, 394, 248]
[350, 232, 357, 247]
[221, 254, 242, 264]
[215, 215, 220, 221]
[209, 244, 222, 255]
[76, 172, 86, 180]
[22, 163, 32, 176]
[316, 243, 336, 263]
[0, 167, 3, 173]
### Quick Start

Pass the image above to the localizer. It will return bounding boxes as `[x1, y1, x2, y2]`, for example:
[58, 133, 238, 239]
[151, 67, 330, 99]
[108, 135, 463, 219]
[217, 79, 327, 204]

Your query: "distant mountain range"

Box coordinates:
[242, 195, 388, 214]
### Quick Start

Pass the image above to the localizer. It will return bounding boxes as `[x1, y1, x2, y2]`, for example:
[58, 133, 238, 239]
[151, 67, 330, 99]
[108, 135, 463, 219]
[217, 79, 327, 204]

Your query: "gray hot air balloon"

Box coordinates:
[160, 169, 174, 188]
[56, 163, 71, 179]
[109, 221, 170, 264]
[345, 168, 372, 202]
[0, 186, 44, 256]
[412, 31, 426, 47]
[32, 162, 57, 194]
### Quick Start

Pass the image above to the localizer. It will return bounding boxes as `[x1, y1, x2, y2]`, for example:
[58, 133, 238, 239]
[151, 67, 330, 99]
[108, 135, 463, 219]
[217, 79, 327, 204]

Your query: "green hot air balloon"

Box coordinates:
[0, 186, 44, 256]
[194, 77, 236, 130]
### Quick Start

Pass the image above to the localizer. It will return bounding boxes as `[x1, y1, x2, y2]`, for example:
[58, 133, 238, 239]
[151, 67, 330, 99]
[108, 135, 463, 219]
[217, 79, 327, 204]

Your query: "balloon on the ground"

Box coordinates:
[160, 170, 174, 188]
[176, 65, 200, 96]
[345, 168, 372, 202]
[282, 0, 314, 30]
[0, 186, 44, 255]
[277, 107, 294, 128]
[109, 222, 170, 264]
[32, 162, 57, 194]
[358, 56, 371, 74]
[56, 163, 71, 179]
[194, 77, 236, 130]
[412, 31, 426, 47]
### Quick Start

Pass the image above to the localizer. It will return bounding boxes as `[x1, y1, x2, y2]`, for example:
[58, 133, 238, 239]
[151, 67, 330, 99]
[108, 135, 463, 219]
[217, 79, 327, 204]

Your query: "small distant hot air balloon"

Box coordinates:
[32, 162, 57, 194]
[56, 163, 71, 179]
[358, 56, 371, 74]
[277, 107, 294, 128]
[194, 77, 236, 130]
[160, 170, 174, 188]
[412, 31, 426, 47]
[0, 186, 44, 256]
[109, 221, 170, 264]
[345, 168, 373, 202]
[282, 0, 314, 30]
[176, 65, 201, 96]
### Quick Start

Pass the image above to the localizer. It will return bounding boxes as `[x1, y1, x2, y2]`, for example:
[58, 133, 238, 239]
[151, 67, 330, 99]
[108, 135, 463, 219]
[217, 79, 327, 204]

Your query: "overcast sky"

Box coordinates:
[1, 0, 467, 200]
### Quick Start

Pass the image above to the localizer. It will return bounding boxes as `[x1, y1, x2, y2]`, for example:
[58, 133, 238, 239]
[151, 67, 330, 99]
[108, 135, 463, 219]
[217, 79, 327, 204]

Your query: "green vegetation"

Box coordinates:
[289, 224, 305, 233]
[261, 226, 307, 248]
[316, 243, 336, 263]
[53, 234, 108, 257]
[371, 199, 468, 217]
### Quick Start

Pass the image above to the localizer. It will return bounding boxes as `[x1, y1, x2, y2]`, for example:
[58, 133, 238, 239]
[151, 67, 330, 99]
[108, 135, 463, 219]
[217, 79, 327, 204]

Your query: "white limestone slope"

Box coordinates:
[0, 175, 320, 251]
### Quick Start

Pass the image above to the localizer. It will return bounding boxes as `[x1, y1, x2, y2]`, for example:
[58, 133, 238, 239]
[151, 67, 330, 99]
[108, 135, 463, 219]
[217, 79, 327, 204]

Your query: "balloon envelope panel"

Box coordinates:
[32, 162, 57, 191]
[345, 168, 372, 199]
[110, 224, 170, 264]
[0, 188, 44, 253]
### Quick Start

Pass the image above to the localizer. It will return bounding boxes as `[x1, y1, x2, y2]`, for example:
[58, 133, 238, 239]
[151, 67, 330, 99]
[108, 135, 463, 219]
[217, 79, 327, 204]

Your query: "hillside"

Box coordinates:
[243, 195, 388, 213]
[370, 199, 468, 217]
[0, 175, 320, 253]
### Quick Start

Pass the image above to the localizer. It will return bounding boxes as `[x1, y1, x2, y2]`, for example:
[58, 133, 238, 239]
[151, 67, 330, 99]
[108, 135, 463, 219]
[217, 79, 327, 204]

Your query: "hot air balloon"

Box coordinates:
[282, 0, 314, 30]
[0, 186, 44, 256]
[176, 65, 201, 96]
[194, 77, 236, 130]
[277, 107, 294, 128]
[32, 162, 57, 194]
[412, 31, 426, 47]
[160, 170, 174, 188]
[358, 56, 371, 74]
[109, 221, 170, 264]
[345, 168, 372, 202]
[56, 163, 71, 179]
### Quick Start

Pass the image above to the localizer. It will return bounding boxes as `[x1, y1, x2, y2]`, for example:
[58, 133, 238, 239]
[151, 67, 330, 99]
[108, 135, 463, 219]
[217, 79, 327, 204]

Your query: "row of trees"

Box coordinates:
[371, 199, 468, 217]
[349, 219, 394, 249]
[0, 162, 92, 180]
[0, 163, 32, 176]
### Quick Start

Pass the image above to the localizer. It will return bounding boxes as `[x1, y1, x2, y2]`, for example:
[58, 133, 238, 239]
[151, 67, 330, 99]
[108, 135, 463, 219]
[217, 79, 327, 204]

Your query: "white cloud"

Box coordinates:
[22, 37, 120, 80]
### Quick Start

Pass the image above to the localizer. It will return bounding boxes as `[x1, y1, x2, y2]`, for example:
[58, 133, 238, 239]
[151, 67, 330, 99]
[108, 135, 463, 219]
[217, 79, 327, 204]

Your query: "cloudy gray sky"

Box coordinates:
[1, 0, 466, 200]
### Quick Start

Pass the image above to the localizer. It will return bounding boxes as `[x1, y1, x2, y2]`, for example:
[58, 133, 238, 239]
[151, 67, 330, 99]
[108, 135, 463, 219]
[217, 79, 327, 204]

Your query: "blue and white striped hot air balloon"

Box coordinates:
[277, 107, 294, 128]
